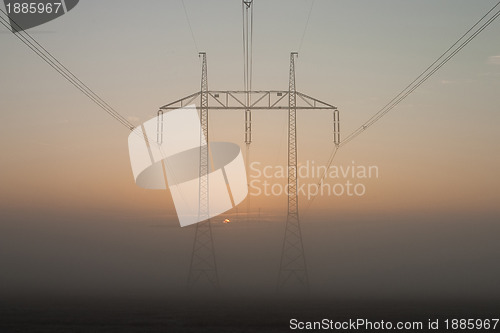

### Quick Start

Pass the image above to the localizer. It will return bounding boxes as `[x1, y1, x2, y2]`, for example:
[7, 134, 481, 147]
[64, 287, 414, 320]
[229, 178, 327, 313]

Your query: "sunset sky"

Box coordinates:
[1, 0, 499, 299]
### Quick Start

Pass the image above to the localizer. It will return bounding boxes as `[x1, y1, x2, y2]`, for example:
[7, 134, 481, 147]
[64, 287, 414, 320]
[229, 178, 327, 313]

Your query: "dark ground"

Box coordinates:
[1, 295, 498, 332]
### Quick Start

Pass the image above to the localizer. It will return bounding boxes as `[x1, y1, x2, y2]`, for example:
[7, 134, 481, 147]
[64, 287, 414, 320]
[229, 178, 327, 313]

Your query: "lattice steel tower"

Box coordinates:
[187, 53, 219, 291]
[277, 53, 309, 291]
[160, 53, 339, 293]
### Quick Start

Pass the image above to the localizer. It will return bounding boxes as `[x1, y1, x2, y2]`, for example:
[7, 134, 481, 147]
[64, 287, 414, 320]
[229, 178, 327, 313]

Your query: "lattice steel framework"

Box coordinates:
[187, 52, 219, 291]
[161, 53, 339, 292]
[277, 52, 309, 291]
[243, 0, 253, 144]
[198, 52, 209, 222]
[160, 91, 335, 111]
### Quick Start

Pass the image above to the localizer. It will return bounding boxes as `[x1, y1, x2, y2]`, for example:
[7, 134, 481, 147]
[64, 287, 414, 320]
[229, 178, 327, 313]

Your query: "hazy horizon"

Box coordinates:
[1, 0, 499, 303]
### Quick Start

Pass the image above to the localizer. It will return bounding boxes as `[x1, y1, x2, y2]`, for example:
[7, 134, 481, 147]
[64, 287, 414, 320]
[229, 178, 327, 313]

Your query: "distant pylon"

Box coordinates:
[278, 52, 309, 291]
[187, 52, 219, 291]
[242, 0, 254, 223]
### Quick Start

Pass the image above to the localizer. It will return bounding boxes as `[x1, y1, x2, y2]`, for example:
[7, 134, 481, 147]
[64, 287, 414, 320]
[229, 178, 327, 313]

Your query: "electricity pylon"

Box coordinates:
[187, 52, 219, 291]
[160, 53, 339, 292]
[277, 52, 308, 291]
[242, 0, 254, 223]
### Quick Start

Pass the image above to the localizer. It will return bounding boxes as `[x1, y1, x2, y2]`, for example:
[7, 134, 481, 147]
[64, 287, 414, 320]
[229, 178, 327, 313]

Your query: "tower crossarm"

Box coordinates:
[160, 90, 337, 110]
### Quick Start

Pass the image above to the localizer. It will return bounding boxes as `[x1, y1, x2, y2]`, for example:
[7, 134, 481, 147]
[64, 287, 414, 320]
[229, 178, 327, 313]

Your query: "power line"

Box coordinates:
[303, 144, 338, 214]
[242, 2, 247, 92]
[298, 0, 315, 53]
[241, 1, 254, 142]
[250, 1, 253, 93]
[0, 8, 135, 131]
[340, 1, 500, 148]
[242, 1, 253, 94]
[242, 1, 254, 223]
[181, 0, 199, 54]
[304, 2, 500, 212]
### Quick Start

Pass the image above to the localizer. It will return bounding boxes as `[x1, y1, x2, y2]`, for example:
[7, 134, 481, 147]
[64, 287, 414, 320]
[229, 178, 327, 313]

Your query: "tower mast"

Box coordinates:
[278, 52, 309, 291]
[187, 53, 219, 291]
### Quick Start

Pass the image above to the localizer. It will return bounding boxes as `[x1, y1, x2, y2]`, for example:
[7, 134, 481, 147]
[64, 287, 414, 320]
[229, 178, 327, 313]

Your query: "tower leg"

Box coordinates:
[188, 220, 219, 291]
